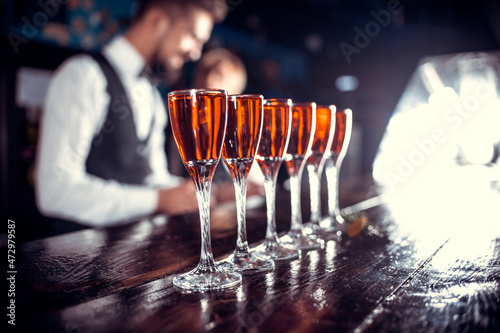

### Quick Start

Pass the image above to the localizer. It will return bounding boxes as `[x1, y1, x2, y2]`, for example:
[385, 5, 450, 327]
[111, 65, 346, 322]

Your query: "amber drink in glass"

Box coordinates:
[218, 94, 274, 273]
[323, 108, 352, 232]
[304, 105, 336, 239]
[168, 89, 241, 291]
[253, 99, 300, 261]
[280, 102, 324, 250]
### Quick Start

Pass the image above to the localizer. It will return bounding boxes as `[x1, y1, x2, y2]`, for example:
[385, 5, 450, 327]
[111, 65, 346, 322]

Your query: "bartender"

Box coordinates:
[35, 0, 228, 227]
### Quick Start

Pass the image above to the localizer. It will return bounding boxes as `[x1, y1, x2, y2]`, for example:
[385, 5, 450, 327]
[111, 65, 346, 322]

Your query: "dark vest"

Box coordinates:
[85, 53, 154, 184]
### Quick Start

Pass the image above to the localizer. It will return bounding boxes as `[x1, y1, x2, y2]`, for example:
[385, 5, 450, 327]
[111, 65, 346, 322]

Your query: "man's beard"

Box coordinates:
[149, 50, 182, 85]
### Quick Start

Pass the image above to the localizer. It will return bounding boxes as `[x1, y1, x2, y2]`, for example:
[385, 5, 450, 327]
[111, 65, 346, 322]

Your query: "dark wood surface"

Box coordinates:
[4, 179, 500, 333]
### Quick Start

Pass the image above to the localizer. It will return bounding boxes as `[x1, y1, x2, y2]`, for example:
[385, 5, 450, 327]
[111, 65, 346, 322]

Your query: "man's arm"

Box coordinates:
[36, 55, 159, 226]
[146, 90, 200, 216]
[144, 90, 183, 187]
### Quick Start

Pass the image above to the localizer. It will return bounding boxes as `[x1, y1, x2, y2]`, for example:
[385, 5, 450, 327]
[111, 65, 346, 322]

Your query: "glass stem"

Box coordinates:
[192, 164, 216, 271]
[233, 174, 249, 253]
[325, 159, 337, 218]
[326, 158, 343, 219]
[334, 164, 342, 217]
[264, 175, 279, 241]
[289, 173, 303, 231]
[325, 157, 345, 227]
[307, 165, 321, 226]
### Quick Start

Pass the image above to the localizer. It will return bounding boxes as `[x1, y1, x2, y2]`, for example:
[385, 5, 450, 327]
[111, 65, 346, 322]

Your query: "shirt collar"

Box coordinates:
[102, 35, 145, 79]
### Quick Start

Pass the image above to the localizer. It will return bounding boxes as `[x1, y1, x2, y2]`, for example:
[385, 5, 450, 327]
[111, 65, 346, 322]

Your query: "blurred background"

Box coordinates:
[1, 0, 499, 241]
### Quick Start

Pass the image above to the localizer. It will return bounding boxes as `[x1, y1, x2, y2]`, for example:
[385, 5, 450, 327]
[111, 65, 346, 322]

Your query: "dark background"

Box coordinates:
[1, 0, 499, 241]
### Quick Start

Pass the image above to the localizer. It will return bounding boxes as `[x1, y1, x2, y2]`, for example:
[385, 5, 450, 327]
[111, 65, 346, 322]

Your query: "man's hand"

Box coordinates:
[247, 180, 265, 198]
[211, 180, 264, 204]
[156, 180, 199, 216]
[156, 178, 264, 217]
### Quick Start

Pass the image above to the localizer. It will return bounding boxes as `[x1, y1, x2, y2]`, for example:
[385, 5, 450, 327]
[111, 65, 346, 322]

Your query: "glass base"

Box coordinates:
[252, 239, 301, 261]
[319, 216, 346, 236]
[173, 263, 242, 291]
[330, 213, 345, 225]
[218, 250, 274, 274]
[303, 222, 339, 241]
[280, 229, 324, 250]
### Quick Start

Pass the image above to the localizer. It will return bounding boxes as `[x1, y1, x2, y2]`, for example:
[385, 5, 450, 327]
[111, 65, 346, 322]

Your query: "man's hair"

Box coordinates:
[135, 0, 228, 23]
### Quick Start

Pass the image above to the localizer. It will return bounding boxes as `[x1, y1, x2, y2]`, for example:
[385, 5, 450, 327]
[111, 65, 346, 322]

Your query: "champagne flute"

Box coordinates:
[168, 89, 241, 291]
[218, 94, 274, 274]
[253, 99, 300, 261]
[323, 108, 353, 231]
[280, 102, 325, 250]
[304, 105, 336, 239]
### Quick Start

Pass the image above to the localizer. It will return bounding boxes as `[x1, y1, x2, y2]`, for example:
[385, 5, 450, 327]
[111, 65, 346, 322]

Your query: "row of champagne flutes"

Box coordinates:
[168, 89, 352, 291]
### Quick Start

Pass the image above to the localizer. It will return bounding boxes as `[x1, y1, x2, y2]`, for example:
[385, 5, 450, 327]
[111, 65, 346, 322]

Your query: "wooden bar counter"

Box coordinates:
[5, 179, 500, 332]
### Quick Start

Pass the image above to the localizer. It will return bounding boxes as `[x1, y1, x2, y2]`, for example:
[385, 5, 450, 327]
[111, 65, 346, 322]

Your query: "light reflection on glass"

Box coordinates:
[200, 296, 210, 319]
[308, 250, 320, 276]
[325, 240, 337, 265]
[290, 260, 301, 280]
[286, 260, 301, 299]
[236, 283, 246, 302]
[200, 295, 218, 331]
[265, 272, 275, 291]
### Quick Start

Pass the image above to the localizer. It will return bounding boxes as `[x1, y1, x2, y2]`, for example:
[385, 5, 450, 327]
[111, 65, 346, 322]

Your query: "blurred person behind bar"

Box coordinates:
[191, 47, 265, 199]
[168, 47, 248, 178]
[35, 0, 228, 228]
[193, 47, 247, 95]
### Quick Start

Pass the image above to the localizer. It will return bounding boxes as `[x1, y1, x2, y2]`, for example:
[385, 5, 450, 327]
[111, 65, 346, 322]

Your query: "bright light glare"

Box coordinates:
[373, 52, 500, 193]
[335, 75, 359, 92]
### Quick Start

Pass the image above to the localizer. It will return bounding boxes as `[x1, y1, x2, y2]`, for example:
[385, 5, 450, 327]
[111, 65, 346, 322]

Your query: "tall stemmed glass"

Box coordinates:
[323, 108, 353, 231]
[280, 102, 325, 250]
[168, 89, 241, 291]
[253, 99, 300, 261]
[218, 94, 274, 274]
[304, 105, 336, 239]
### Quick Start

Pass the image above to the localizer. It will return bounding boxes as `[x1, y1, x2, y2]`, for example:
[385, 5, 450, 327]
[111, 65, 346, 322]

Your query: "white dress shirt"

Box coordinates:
[36, 35, 181, 226]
